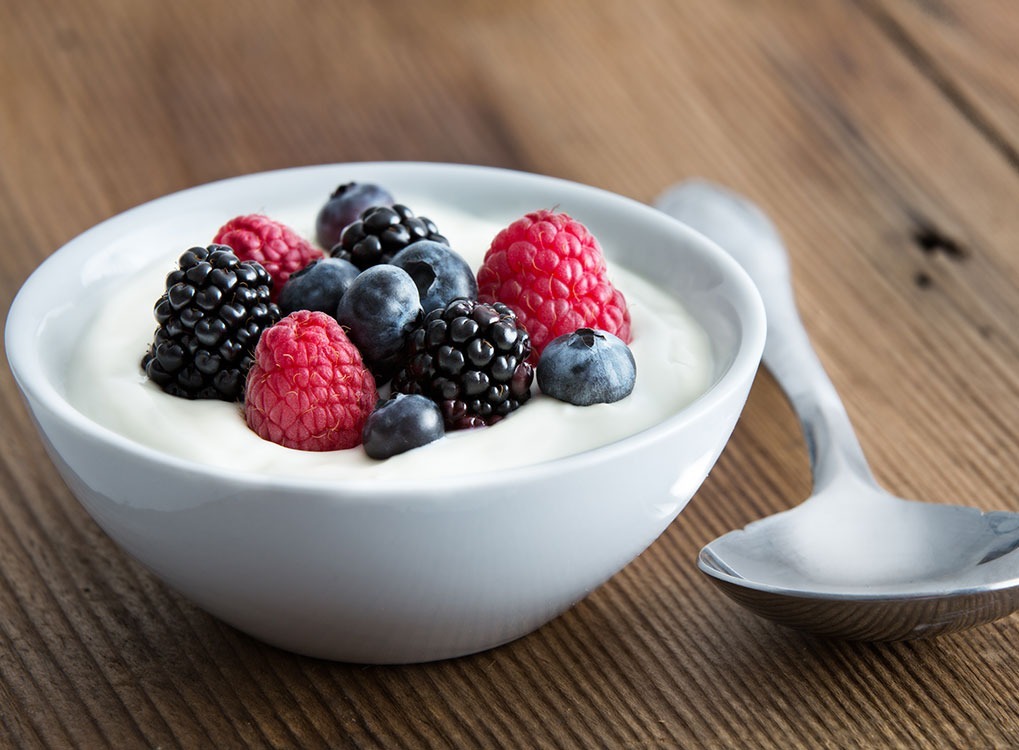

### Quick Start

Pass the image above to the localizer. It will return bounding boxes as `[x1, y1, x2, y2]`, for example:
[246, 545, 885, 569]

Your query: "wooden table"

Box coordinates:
[3, 1, 1018, 747]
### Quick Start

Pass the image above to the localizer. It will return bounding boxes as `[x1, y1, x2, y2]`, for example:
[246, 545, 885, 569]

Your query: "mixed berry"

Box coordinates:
[245, 310, 377, 451]
[213, 214, 323, 301]
[389, 239, 478, 313]
[332, 204, 447, 270]
[390, 298, 534, 430]
[140, 181, 637, 459]
[315, 182, 395, 250]
[362, 394, 445, 460]
[477, 208, 631, 359]
[278, 257, 359, 317]
[141, 245, 280, 401]
[336, 265, 424, 381]
[536, 328, 636, 406]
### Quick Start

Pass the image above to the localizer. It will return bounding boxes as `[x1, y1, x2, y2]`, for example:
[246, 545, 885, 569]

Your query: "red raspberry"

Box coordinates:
[244, 311, 377, 451]
[214, 214, 322, 301]
[476, 209, 631, 358]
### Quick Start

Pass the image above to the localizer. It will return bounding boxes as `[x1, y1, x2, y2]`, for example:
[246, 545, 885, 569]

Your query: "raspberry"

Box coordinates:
[244, 310, 377, 451]
[476, 209, 631, 359]
[214, 214, 322, 301]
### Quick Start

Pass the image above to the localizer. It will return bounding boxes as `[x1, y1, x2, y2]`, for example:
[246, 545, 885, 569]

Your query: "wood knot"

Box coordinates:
[911, 220, 967, 260]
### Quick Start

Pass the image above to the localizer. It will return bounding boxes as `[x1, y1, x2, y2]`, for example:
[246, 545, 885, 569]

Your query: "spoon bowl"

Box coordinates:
[657, 180, 1019, 640]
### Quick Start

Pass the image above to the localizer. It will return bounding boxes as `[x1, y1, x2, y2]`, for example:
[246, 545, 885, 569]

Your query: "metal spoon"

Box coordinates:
[656, 180, 1019, 640]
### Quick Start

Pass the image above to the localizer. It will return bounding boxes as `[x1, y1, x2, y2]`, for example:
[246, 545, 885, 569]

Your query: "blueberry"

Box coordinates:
[362, 393, 445, 459]
[278, 257, 360, 316]
[389, 240, 478, 313]
[336, 265, 422, 377]
[536, 328, 636, 405]
[315, 182, 395, 249]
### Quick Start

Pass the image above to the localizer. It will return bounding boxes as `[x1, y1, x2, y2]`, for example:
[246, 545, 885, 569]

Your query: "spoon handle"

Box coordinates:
[656, 181, 875, 491]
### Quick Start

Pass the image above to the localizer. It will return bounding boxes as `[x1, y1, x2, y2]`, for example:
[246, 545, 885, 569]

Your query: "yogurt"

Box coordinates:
[67, 202, 714, 479]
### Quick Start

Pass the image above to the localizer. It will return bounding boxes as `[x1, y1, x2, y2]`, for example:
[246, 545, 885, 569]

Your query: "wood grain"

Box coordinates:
[2, 0, 1019, 747]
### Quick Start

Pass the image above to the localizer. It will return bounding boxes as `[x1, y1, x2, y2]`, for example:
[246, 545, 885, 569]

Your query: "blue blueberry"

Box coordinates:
[315, 182, 395, 249]
[536, 328, 636, 405]
[362, 393, 445, 459]
[336, 265, 422, 376]
[278, 257, 360, 316]
[389, 240, 478, 313]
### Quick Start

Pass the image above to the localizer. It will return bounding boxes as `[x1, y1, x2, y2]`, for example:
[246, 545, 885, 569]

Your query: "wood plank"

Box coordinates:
[864, 0, 1019, 166]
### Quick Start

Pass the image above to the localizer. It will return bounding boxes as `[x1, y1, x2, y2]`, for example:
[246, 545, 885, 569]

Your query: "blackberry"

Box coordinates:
[141, 245, 281, 401]
[391, 299, 534, 429]
[331, 204, 448, 271]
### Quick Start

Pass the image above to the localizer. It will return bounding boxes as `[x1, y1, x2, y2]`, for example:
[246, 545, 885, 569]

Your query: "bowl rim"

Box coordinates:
[5, 161, 765, 495]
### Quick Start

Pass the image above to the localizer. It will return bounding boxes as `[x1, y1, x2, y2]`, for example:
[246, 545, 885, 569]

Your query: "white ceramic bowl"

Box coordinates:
[6, 163, 764, 663]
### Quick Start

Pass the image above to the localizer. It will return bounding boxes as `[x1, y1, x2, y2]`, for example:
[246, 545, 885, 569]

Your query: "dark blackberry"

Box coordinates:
[391, 299, 534, 429]
[141, 245, 281, 401]
[331, 204, 448, 271]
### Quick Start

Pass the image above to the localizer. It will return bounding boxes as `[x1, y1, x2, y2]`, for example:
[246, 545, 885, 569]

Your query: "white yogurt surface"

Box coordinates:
[67, 202, 713, 479]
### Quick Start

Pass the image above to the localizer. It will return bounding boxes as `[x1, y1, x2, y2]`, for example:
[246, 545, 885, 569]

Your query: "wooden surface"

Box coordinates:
[2, 0, 1019, 747]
